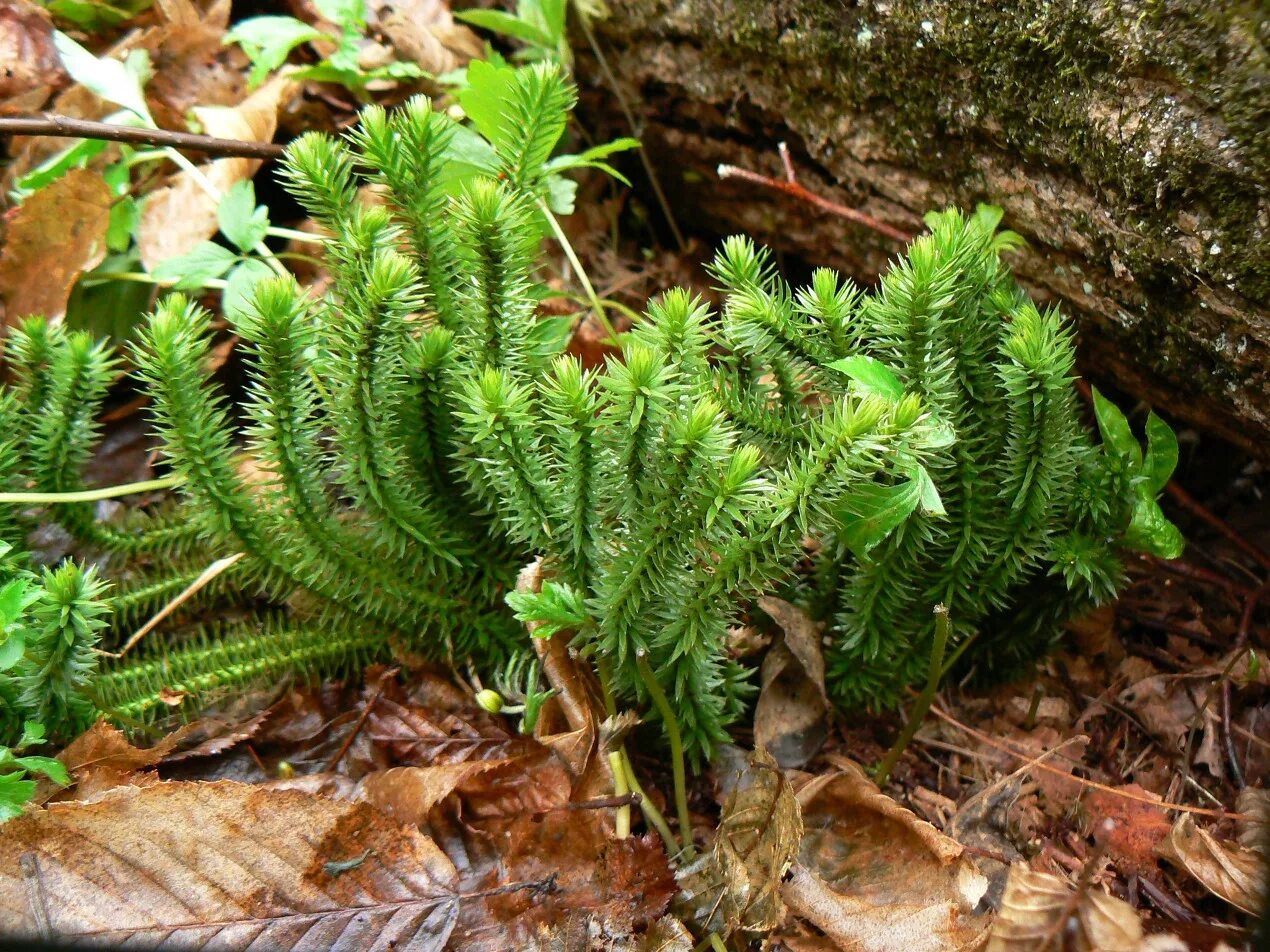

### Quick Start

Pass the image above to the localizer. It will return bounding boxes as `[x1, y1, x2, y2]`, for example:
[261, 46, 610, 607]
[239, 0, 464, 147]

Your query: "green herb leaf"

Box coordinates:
[152, 242, 238, 290]
[454, 9, 553, 46]
[827, 354, 905, 401]
[0, 772, 36, 823]
[222, 258, 275, 320]
[506, 581, 590, 640]
[106, 197, 139, 253]
[1091, 387, 1143, 471]
[1122, 498, 1185, 559]
[13, 756, 70, 787]
[224, 16, 327, 88]
[836, 479, 921, 557]
[53, 33, 153, 123]
[218, 181, 270, 253]
[1142, 412, 1178, 495]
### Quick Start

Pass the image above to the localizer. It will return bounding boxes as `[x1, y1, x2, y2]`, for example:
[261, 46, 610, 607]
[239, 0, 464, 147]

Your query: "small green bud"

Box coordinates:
[475, 689, 505, 714]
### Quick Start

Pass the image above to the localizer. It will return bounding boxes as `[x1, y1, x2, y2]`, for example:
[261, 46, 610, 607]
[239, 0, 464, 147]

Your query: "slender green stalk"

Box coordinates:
[874, 604, 951, 786]
[0, 475, 185, 504]
[538, 199, 618, 344]
[618, 749, 678, 857]
[637, 653, 694, 859]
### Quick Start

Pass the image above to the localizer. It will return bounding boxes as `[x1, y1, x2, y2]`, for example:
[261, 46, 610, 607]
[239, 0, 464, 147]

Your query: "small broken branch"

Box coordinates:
[718, 143, 913, 243]
[0, 114, 286, 160]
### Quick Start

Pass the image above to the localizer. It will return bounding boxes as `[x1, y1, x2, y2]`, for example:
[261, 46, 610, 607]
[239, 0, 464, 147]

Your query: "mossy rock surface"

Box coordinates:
[585, 0, 1269, 456]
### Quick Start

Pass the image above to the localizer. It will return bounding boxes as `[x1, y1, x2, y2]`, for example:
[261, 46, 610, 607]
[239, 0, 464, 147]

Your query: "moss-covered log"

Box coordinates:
[582, 0, 1269, 457]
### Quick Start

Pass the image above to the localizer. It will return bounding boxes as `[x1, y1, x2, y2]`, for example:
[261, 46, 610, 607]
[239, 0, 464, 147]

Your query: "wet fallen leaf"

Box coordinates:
[755, 596, 829, 769]
[988, 866, 1143, 951]
[782, 754, 990, 952]
[138, 74, 296, 271]
[368, 0, 482, 76]
[1156, 814, 1266, 915]
[0, 167, 111, 323]
[357, 761, 505, 827]
[679, 746, 802, 935]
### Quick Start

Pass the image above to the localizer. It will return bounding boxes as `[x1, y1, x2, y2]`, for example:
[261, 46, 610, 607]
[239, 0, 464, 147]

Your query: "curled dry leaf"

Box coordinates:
[1235, 787, 1268, 854]
[0, 167, 111, 323]
[49, 719, 187, 801]
[782, 755, 990, 952]
[1156, 814, 1267, 915]
[138, 74, 296, 271]
[678, 746, 802, 935]
[755, 596, 829, 769]
[987, 866, 1144, 952]
[367, 0, 484, 75]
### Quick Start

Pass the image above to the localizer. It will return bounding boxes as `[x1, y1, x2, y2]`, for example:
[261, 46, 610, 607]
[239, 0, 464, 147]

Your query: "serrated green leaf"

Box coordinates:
[14, 137, 110, 195]
[0, 580, 37, 625]
[506, 581, 590, 640]
[13, 756, 70, 787]
[54, 32, 152, 123]
[151, 242, 238, 290]
[544, 174, 576, 215]
[17, 722, 47, 748]
[0, 630, 25, 673]
[1142, 412, 1178, 495]
[312, 0, 363, 28]
[222, 258, 275, 320]
[217, 180, 270, 252]
[836, 479, 921, 557]
[454, 9, 553, 46]
[1091, 387, 1142, 471]
[827, 354, 905, 401]
[1122, 498, 1185, 559]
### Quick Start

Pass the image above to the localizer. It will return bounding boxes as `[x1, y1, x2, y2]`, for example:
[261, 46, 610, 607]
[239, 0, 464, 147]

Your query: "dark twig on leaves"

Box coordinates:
[1165, 481, 1270, 572]
[718, 143, 914, 243]
[0, 114, 286, 160]
[530, 793, 642, 822]
[1222, 581, 1267, 789]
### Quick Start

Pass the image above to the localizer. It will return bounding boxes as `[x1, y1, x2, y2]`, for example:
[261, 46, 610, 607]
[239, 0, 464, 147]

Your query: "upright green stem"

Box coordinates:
[537, 200, 619, 345]
[875, 604, 951, 787]
[636, 653, 695, 859]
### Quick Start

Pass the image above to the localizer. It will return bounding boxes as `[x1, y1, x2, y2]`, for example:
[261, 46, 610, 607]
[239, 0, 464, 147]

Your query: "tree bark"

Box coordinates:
[581, 0, 1269, 458]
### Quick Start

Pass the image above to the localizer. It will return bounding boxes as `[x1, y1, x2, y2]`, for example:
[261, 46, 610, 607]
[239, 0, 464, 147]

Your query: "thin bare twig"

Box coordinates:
[718, 145, 913, 242]
[0, 114, 286, 160]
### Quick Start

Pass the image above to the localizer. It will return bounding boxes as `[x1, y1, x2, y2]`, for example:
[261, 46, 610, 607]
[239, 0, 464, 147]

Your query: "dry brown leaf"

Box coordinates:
[50, 720, 187, 801]
[755, 596, 829, 769]
[1236, 787, 1268, 854]
[0, 0, 64, 108]
[138, 74, 296, 271]
[1081, 784, 1171, 875]
[357, 761, 504, 827]
[987, 866, 1143, 952]
[782, 755, 990, 952]
[1156, 814, 1267, 914]
[0, 780, 466, 947]
[635, 916, 695, 951]
[0, 167, 111, 323]
[678, 746, 802, 935]
[367, 0, 483, 75]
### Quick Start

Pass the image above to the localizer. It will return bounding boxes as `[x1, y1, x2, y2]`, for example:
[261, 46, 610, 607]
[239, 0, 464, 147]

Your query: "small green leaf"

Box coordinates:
[106, 197, 139, 252]
[14, 756, 70, 787]
[827, 354, 905, 401]
[152, 241, 238, 290]
[0, 579, 38, 625]
[544, 174, 577, 215]
[14, 138, 110, 195]
[17, 721, 47, 748]
[224, 16, 327, 88]
[458, 59, 518, 152]
[0, 628, 26, 673]
[454, 9, 553, 46]
[53, 32, 153, 123]
[505, 581, 590, 640]
[312, 0, 364, 28]
[222, 258, 275, 320]
[217, 180, 270, 252]
[0, 772, 36, 823]
[836, 479, 921, 557]
[1091, 387, 1142, 471]
[911, 465, 946, 516]
[1122, 498, 1185, 559]
[1142, 412, 1178, 495]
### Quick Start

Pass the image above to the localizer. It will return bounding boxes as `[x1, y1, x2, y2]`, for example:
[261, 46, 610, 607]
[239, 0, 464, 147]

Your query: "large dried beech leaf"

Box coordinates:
[0, 0, 64, 107]
[0, 167, 111, 322]
[755, 596, 829, 769]
[679, 746, 802, 935]
[1156, 814, 1266, 914]
[781, 755, 990, 952]
[138, 75, 294, 271]
[987, 866, 1143, 952]
[0, 780, 466, 948]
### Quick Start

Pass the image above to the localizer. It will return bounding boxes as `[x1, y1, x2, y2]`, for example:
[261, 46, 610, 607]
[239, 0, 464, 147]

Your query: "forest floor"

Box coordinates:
[0, 0, 1266, 948]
